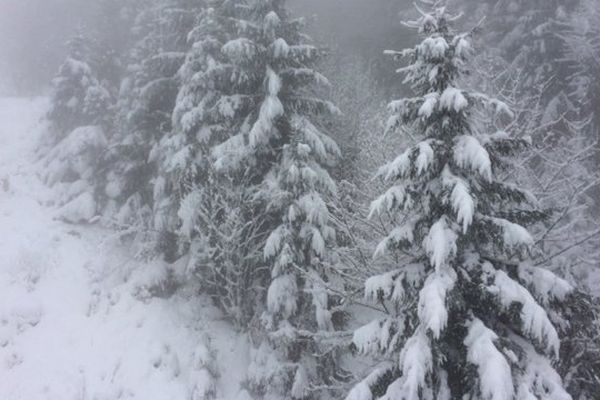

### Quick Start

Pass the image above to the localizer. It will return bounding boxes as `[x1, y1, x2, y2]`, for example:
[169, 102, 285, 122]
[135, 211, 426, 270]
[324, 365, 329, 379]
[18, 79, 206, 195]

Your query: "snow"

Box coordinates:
[419, 36, 449, 59]
[513, 336, 572, 400]
[418, 93, 439, 118]
[485, 266, 560, 356]
[418, 269, 456, 338]
[439, 87, 468, 112]
[384, 328, 432, 400]
[266, 274, 298, 318]
[415, 141, 434, 175]
[43, 125, 107, 187]
[377, 148, 411, 181]
[291, 365, 309, 399]
[423, 217, 458, 271]
[453, 35, 473, 58]
[57, 191, 97, 223]
[442, 166, 475, 233]
[0, 98, 251, 400]
[292, 115, 341, 164]
[310, 227, 326, 256]
[453, 135, 492, 181]
[464, 318, 514, 400]
[298, 192, 329, 227]
[248, 68, 284, 148]
[364, 266, 426, 305]
[264, 226, 286, 260]
[352, 319, 395, 355]
[517, 263, 573, 305]
[221, 38, 257, 63]
[369, 185, 410, 218]
[345, 364, 394, 400]
[264, 11, 282, 33]
[491, 217, 535, 252]
[272, 38, 290, 58]
[365, 272, 395, 302]
[374, 223, 415, 259]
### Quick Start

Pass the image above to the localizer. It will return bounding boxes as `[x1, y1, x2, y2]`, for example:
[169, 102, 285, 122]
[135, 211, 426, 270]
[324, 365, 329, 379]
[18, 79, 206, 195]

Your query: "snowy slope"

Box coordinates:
[0, 97, 249, 400]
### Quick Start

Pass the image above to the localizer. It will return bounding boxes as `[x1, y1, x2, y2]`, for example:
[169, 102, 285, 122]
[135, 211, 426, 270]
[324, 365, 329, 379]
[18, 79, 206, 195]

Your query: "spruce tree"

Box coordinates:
[101, 0, 198, 254]
[156, 0, 238, 241]
[42, 29, 111, 222]
[46, 30, 111, 145]
[157, 0, 262, 323]
[458, 2, 600, 393]
[346, 4, 573, 400]
[210, 0, 347, 398]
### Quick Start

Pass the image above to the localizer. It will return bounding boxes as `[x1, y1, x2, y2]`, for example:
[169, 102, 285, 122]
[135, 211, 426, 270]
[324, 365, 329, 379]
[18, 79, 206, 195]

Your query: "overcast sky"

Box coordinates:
[0, 0, 409, 95]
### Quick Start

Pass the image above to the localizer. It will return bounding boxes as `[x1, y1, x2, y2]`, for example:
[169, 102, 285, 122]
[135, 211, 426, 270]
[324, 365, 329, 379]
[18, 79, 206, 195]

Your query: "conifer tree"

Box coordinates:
[346, 3, 573, 399]
[46, 30, 111, 146]
[42, 29, 111, 223]
[101, 0, 199, 253]
[456, 1, 600, 396]
[156, 0, 264, 322]
[155, 0, 238, 244]
[209, 0, 347, 398]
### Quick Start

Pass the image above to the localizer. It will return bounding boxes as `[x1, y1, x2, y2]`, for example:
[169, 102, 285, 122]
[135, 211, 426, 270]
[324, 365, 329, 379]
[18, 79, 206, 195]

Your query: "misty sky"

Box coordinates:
[0, 0, 411, 95]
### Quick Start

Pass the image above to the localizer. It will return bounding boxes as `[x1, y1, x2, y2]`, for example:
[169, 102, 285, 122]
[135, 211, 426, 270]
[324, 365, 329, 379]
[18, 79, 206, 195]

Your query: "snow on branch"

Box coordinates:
[513, 337, 572, 400]
[364, 265, 425, 304]
[377, 149, 412, 181]
[486, 267, 560, 356]
[368, 185, 411, 218]
[464, 318, 514, 400]
[453, 135, 492, 181]
[423, 217, 458, 271]
[442, 166, 475, 233]
[415, 141, 435, 175]
[490, 217, 534, 254]
[221, 38, 257, 63]
[373, 223, 415, 259]
[267, 274, 298, 319]
[383, 328, 433, 400]
[248, 67, 284, 147]
[352, 318, 403, 356]
[344, 363, 395, 400]
[417, 93, 439, 119]
[418, 269, 456, 338]
[439, 87, 468, 113]
[517, 263, 572, 306]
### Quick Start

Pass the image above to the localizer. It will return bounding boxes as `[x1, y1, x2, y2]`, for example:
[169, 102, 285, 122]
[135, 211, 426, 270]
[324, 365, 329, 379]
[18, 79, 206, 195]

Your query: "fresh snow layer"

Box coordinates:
[0, 98, 249, 400]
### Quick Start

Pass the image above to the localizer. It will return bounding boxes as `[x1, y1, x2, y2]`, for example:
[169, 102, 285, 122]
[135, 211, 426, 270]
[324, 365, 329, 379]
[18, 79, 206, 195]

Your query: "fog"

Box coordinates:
[0, 0, 93, 95]
[1, 0, 599, 399]
[0, 0, 412, 96]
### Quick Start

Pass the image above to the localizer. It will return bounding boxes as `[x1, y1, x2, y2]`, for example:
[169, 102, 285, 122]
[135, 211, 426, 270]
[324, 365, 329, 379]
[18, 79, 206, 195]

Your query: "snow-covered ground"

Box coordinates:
[0, 98, 249, 400]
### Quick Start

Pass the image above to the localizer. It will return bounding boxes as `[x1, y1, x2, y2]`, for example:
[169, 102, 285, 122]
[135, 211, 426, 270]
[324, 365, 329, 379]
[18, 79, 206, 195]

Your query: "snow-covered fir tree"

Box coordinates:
[45, 29, 111, 146]
[454, 2, 600, 393]
[157, 0, 267, 324]
[101, 0, 199, 257]
[346, 4, 574, 400]
[41, 29, 111, 223]
[207, 0, 348, 398]
[157, 2, 231, 233]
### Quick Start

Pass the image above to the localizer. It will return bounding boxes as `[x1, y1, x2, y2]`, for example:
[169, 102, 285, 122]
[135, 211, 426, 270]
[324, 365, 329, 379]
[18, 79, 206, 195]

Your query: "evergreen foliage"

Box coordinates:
[100, 0, 199, 250]
[46, 30, 111, 143]
[202, 1, 348, 398]
[346, 4, 573, 399]
[42, 29, 111, 223]
[36, 1, 600, 399]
